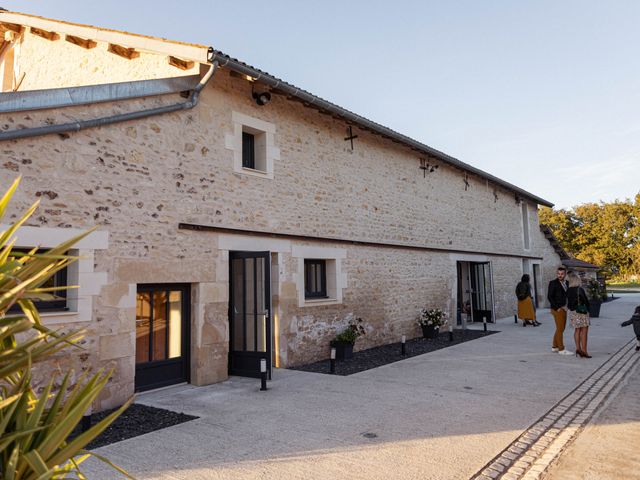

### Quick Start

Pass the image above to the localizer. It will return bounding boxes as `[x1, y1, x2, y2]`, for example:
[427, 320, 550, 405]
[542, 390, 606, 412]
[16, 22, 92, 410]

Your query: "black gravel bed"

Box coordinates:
[69, 403, 198, 449]
[290, 329, 498, 376]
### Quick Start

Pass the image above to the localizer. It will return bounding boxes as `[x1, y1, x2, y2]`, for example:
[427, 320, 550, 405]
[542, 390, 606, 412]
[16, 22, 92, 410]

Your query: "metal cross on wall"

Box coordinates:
[419, 158, 438, 178]
[463, 172, 470, 191]
[344, 126, 358, 150]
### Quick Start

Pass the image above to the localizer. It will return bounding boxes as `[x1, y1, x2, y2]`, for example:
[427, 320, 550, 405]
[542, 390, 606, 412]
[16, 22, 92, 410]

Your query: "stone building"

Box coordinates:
[0, 11, 561, 409]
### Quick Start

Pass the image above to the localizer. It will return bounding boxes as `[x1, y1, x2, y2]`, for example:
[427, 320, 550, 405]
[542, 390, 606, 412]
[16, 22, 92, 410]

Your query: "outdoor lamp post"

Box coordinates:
[330, 347, 336, 374]
[260, 358, 268, 391]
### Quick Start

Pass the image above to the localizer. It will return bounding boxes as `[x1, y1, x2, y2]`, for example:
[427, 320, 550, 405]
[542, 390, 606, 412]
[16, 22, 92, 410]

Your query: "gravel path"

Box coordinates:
[290, 329, 498, 375]
[71, 403, 198, 449]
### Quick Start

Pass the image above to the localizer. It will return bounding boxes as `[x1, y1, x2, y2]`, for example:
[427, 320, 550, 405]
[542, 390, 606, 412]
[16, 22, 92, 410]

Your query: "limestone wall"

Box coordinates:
[0, 34, 560, 408]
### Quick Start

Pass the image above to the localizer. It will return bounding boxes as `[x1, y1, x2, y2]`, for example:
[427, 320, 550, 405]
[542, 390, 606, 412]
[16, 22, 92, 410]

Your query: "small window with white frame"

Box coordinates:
[293, 246, 347, 308]
[304, 259, 327, 299]
[8, 248, 69, 313]
[226, 111, 279, 179]
[241, 127, 267, 172]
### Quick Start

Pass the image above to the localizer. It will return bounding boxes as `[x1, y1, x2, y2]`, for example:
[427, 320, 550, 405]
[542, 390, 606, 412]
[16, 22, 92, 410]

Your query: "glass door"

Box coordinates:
[228, 251, 271, 378]
[135, 284, 190, 391]
[470, 262, 494, 323]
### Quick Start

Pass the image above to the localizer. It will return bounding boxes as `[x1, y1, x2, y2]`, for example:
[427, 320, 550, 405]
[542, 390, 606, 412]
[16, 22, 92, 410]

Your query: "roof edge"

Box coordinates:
[212, 50, 554, 208]
[0, 10, 211, 63]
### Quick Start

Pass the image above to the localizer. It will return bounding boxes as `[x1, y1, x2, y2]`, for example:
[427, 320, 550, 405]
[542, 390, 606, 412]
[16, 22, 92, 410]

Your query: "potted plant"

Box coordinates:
[417, 308, 447, 339]
[330, 317, 365, 360]
[586, 279, 603, 318]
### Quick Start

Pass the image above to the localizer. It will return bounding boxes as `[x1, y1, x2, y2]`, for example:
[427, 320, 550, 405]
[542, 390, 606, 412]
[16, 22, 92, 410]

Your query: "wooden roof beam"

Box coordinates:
[30, 26, 59, 41]
[0, 22, 21, 34]
[168, 55, 194, 70]
[65, 34, 97, 49]
[108, 43, 139, 60]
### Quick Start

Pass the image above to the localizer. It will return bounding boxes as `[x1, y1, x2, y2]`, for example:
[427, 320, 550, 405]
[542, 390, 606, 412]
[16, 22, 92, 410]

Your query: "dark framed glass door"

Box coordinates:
[135, 284, 190, 392]
[469, 262, 494, 323]
[229, 251, 271, 378]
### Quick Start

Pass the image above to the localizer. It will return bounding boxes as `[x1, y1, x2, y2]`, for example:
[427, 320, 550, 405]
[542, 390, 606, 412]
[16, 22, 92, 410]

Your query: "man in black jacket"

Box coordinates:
[547, 266, 572, 354]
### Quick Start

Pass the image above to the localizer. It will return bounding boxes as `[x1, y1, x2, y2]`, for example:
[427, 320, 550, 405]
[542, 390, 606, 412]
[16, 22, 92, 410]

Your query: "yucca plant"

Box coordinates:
[0, 177, 132, 479]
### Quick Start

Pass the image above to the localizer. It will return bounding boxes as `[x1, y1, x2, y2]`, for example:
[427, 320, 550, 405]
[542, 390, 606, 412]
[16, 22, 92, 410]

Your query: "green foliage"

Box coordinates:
[539, 194, 640, 279]
[333, 317, 365, 345]
[586, 279, 605, 302]
[0, 177, 132, 479]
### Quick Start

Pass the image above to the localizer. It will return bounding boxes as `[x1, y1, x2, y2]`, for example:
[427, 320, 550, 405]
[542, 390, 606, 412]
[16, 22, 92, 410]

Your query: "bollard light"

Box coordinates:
[483, 317, 487, 332]
[448, 324, 454, 342]
[401, 335, 406, 356]
[260, 358, 268, 391]
[330, 347, 336, 374]
[81, 405, 92, 432]
[81, 415, 91, 432]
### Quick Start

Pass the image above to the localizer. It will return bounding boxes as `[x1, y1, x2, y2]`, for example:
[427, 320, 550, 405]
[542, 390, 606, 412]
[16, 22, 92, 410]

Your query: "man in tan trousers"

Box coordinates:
[547, 266, 573, 355]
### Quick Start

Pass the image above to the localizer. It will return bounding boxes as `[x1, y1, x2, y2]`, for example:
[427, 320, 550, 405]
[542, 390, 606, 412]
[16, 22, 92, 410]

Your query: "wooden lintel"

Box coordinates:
[29, 26, 59, 41]
[0, 22, 22, 34]
[168, 55, 194, 70]
[65, 34, 97, 49]
[108, 43, 140, 60]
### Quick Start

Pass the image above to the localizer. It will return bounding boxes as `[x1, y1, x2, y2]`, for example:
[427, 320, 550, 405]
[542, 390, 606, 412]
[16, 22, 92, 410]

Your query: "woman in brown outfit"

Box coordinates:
[516, 274, 540, 327]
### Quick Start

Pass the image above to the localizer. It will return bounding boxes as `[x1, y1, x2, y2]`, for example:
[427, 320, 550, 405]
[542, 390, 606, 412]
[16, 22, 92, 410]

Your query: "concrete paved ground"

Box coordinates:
[545, 348, 640, 480]
[84, 294, 640, 479]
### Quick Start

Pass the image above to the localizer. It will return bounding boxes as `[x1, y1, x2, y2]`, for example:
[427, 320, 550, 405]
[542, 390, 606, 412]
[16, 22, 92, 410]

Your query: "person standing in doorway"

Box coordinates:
[547, 266, 573, 355]
[516, 274, 540, 327]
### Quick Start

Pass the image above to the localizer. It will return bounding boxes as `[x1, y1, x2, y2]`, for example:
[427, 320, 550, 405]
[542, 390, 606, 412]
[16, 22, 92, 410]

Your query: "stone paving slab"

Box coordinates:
[82, 293, 640, 479]
[472, 338, 639, 479]
[543, 359, 640, 479]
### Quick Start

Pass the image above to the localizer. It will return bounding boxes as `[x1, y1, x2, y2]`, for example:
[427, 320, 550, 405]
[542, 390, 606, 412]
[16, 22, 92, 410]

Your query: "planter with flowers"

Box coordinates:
[330, 317, 366, 360]
[417, 308, 447, 339]
[586, 279, 604, 318]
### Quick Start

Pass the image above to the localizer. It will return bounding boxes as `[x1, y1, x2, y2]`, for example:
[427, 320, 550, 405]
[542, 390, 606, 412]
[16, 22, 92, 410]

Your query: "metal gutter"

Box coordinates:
[0, 61, 217, 142]
[211, 50, 553, 208]
[0, 75, 200, 113]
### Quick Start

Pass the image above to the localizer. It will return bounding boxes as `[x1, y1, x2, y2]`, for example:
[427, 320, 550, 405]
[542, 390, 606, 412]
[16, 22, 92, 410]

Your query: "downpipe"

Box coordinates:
[0, 61, 218, 142]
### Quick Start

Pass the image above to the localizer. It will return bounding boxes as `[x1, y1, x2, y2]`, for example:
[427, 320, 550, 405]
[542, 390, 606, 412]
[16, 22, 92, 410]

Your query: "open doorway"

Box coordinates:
[456, 261, 495, 325]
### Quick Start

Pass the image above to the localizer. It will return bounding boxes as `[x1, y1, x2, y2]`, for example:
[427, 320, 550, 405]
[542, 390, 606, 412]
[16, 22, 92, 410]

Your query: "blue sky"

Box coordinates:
[3, 1, 639, 209]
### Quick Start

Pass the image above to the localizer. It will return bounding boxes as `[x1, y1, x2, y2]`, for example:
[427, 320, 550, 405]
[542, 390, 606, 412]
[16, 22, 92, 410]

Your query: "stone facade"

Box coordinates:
[0, 15, 561, 409]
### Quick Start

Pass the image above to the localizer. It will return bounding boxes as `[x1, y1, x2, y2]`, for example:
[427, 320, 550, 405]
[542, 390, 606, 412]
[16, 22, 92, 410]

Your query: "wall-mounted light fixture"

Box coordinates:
[252, 87, 272, 106]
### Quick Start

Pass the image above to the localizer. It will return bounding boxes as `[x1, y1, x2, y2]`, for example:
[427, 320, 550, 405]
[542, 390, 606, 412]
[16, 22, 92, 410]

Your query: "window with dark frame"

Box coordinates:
[242, 131, 255, 169]
[304, 259, 327, 299]
[8, 249, 69, 313]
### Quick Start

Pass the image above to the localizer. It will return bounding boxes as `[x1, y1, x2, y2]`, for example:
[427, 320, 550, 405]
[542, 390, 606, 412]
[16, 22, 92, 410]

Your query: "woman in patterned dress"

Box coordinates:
[566, 272, 591, 357]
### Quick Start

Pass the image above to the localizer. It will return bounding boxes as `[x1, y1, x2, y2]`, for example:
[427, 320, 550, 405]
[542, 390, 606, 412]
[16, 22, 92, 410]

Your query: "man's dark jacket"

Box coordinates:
[621, 312, 640, 336]
[547, 279, 567, 310]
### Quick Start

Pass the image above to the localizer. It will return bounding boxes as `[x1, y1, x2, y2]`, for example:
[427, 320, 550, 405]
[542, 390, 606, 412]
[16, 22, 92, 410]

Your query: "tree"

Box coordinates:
[539, 194, 640, 279]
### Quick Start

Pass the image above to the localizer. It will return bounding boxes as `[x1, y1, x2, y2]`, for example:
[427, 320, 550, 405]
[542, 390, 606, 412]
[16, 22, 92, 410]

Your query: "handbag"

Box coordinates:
[576, 288, 588, 314]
